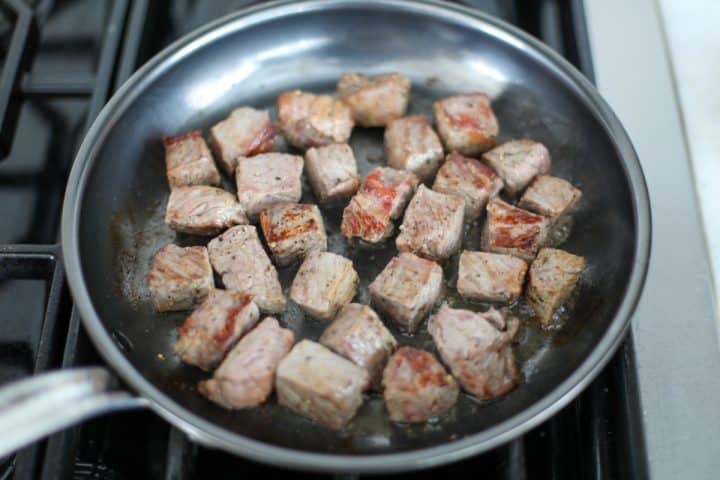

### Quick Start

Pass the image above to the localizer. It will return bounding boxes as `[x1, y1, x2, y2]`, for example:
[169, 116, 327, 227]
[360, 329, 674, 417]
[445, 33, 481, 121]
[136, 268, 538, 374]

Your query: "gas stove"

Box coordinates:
[0, 0, 714, 479]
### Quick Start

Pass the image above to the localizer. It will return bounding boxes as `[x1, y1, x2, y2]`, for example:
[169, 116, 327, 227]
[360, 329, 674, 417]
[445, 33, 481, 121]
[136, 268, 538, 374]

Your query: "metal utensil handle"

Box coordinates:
[0, 367, 148, 458]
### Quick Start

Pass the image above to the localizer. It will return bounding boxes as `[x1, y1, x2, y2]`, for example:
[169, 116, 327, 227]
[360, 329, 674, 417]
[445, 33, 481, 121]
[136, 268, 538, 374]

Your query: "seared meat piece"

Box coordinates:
[259, 203, 327, 266]
[147, 244, 214, 312]
[526, 248, 585, 326]
[276, 340, 369, 430]
[199, 317, 294, 409]
[382, 347, 458, 423]
[341, 194, 394, 243]
[341, 167, 419, 243]
[433, 93, 498, 156]
[368, 252, 443, 333]
[207, 226, 285, 313]
[319, 303, 398, 388]
[209, 107, 275, 175]
[163, 130, 221, 188]
[518, 175, 582, 218]
[165, 186, 247, 236]
[482, 139, 551, 196]
[457, 251, 528, 303]
[428, 305, 519, 400]
[174, 290, 259, 370]
[304, 144, 360, 204]
[396, 185, 465, 261]
[290, 251, 359, 320]
[481, 198, 550, 261]
[432, 152, 503, 221]
[337, 72, 410, 127]
[277, 90, 354, 149]
[384, 115, 444, 180]
[235, 153, 304, 219]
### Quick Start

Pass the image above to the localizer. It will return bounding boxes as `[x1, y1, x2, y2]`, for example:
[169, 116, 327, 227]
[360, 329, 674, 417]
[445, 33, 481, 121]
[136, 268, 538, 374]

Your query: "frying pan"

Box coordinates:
[0, 0, 650, 473]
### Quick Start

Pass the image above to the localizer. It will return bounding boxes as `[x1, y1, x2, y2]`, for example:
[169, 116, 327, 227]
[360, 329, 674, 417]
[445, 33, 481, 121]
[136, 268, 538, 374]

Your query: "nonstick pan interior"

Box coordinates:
[65, 0, 646, 464]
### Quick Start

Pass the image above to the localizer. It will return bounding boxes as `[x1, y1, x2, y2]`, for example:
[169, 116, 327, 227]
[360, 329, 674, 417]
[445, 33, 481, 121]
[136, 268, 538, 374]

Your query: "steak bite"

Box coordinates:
[518, 175, 582, 218]
[259, 203, 327, 266]
[276, 340, 369, 430]
[526, 248, 585, 326]
[384, 115, 444, 180]
[304, 143, 360, 203]
[174, 290, 259, 370]
[382, 347, 458, 423]
[368, 252, 443, 333]
[276, 90, 354, 149]
[207, 226, 285, 314]
[319, 303, 398, 388]
[163, 130, 221, 188]
[361, 167, 419, 219]
[336, 72, 410, 127]
[482, 139, 551, 196]
[290, 251, 359, 320]
[341, 167, 419, 243]
[432, 152, 503, 221]
[147, 244, 214, 312]
[457, 251, 527, 303]
[235, 153, 304, 219]
[209, 107, 276, 175]
[199, 317, 294, 409]
[481, 198, 550, 262]
[165, 186, 247, 236]
[433, 93, 499, 156]
[428, 305, 519, 400]
[396, 185, 465, 261]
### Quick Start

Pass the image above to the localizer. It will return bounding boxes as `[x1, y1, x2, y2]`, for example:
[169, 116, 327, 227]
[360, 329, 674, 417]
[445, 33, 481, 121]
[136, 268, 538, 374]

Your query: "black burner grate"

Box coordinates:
[0, 1, 648, 479]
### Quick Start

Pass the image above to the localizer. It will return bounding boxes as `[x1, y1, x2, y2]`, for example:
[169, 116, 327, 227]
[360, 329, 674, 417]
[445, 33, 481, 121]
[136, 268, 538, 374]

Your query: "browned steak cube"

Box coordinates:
[481, 198, 550, 261]
[165, 186, 247, 236]
[207, 226, 285, 313]
[290, 251, 359, 320]
[304, 144, 360, 203]
[482, 139, 551, 196]
[277, 90, 354, 149]
[276, 340, 369, 430]
[174, 290, 259, 370]
[457, 251, 528, 303]
[337, 72, 410, 127]
[429, 305, 519, 400]
[319, 303, 398, 388]
[433, 93, 498, 156]
[526, 248, 585, 326]
[209, 107, 275, 175]
[432, 152, 503, 221]
[259, 203, 327, 266]
[384, 115, 444, 180]
[235, 153, 304, 219]
[382, 347, 458, 423]
[396, 185, 465, 261]
[368, 252, 443, 333]
[198, 317, 294, 409]
[340, 167, 419, 243]
[518, 175, 582, 218]
[147, 244, 214, 312]
[163, 130, 221, 188]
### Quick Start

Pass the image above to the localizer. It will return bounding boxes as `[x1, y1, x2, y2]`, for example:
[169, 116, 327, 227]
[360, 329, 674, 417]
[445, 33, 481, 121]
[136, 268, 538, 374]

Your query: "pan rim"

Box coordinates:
[61, 0, 651, 473]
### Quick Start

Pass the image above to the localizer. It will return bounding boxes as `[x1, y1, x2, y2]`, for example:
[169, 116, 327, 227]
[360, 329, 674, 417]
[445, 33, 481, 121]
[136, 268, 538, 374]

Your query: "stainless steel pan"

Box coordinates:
[0, 0, 650, 473]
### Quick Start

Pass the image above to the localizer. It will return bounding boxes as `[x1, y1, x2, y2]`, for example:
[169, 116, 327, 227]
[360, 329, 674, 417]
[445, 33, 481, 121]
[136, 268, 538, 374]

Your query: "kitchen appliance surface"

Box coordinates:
[0, 0, 665, 478]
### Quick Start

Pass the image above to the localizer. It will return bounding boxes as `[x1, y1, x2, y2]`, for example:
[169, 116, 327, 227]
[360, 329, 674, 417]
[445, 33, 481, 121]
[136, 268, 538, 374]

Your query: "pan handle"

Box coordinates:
[0, 367, 148, 458]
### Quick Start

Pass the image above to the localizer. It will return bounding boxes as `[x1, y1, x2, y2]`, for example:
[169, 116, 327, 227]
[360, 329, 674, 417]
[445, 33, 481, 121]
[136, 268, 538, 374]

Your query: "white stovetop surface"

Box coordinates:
[658, 0, 720, 307]
[585, 0, 720, 478]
